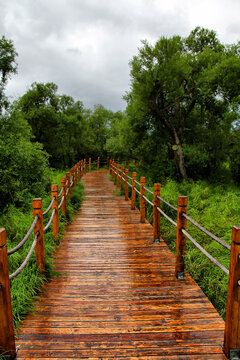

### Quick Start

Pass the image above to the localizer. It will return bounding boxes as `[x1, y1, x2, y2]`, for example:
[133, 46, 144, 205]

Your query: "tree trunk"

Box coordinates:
[172, 129, 188, 181]
[174, 145, 188, 181]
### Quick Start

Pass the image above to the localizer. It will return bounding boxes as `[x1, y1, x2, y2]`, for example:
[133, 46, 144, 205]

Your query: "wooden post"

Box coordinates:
[125, 169, 129, 201]
[0, 228, 16, 359]
[71, 169, 75, 188]
[61, 177, 66, 217]
[80, 160, 83, 178]
[131, 172, 137, 210]
[109, 159, 112, 174]
[107, 156, 109, 169]
[154, 183, 161, 243]
[74, 165, 77, 184]
[120, 166, 124, 191]
[114, 162, 116, 181]
[51, 185, 59, 237]
[223, 226, 240, 358]
[84, 159, 86, 175]
[175, 196, 187, 279]
[66, 172, 71, 199]
[33, 198, 45, 274]
[140, 177, 146, 223]
[78, 162, 81, 181]
[97, 157, 100, 171]
[89, 158, 91, 172]
[117, 164, 120, 187]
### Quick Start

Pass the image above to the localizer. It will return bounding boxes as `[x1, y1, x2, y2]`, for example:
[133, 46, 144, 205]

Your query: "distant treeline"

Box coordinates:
[1, 27, 240, 210]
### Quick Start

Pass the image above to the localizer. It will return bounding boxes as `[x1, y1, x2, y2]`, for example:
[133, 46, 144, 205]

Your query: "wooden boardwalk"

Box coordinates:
[16, 170, 226, 359]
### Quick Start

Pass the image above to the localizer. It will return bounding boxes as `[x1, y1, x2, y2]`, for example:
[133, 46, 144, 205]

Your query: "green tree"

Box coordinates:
[126, 27, 240, 181]
[0, 36, 18, 111]
[16, 82, 86, 168]
[0, 111, 50, 210]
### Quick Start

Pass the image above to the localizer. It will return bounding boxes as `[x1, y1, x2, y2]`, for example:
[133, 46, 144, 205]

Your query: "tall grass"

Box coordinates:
[0, 170, 84, 328]
[110, 162, 240, 318]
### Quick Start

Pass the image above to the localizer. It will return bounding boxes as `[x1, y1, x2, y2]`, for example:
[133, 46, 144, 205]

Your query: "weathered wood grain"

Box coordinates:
[16, 170, 226, 359]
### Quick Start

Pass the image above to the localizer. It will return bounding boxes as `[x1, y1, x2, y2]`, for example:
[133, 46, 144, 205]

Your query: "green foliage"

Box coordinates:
[0, 36, 18, 111]
[125, 27, 240, 181]
[0, 112, 51, 211]
[1, 171, 84, 328]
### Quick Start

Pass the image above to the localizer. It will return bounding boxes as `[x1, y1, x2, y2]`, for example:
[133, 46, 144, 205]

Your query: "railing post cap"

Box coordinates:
[61, 177, 66, 182]
[178, 195, 187, 206]
[141, 176, 146, 182]
[51, 184, 58, 191]
[0, 228, 7, 246]
[33, 198, 42, 208]
[232, 226, 240, 244]
[133, 172, 137, 177]
[154, 183, 161, 190]
[66, 171, 70, 175]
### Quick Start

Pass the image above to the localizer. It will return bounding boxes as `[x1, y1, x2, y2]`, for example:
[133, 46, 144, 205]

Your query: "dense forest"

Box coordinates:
[0, 27, 240, 320]
[1, 27, 240, 212]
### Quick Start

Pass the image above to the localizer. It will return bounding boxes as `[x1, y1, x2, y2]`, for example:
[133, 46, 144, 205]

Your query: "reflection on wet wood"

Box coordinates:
[16, 170, 226, 359]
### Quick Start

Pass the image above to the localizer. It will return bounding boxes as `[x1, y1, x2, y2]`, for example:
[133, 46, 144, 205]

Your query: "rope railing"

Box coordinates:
[157, 206, 177, 227]
[134, 186, 140, 195]
[9, 232, 39, 280]
[143, 186, 154, 195]
[181, 228, 229, 276]
[182, 213, 231, 251]
[58, 195, 65, 210]
[157, 195, 178, 211]
[43, 208, 56, 232]
[109, 157, 239, 358]
[7, 215, 38, 255]
[58, 186, 64, 197]
[43, 197, 55, 216]
[0, 155, 105, 359]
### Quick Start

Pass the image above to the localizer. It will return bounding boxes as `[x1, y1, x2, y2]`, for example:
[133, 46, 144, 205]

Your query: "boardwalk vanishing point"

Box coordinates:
[16, 169, 226, 359]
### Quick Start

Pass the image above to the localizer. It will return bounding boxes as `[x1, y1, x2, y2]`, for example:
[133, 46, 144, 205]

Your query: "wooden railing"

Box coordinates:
[110, 160, 240, 360]
[0, 156, 109, 359]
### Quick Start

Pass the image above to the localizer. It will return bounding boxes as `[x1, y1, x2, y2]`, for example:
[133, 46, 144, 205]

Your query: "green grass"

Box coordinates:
[0, 170, 84, 329]
[110, 162, 239, 318]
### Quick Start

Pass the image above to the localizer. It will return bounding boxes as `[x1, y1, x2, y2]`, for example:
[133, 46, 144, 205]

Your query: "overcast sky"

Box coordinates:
[1, 0, 240, 111]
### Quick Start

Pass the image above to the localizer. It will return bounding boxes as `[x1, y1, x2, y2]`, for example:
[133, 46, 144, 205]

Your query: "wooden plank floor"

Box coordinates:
[16, 169, 226, 359]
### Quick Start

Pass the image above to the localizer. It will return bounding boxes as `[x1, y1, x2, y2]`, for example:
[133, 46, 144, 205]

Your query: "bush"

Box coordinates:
[0, 113, 51, 210]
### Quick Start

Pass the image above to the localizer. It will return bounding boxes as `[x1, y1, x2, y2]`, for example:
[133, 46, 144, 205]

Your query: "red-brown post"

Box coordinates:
[154, 184, 161, 243]
[125, 169, 129, 201]
[71, 169, 75, 188]
[33, 198, 45, 274]
[61, 177, 66, 217]
[120, 166, 124, 191]
[109, 159, 112, 174]
[75, 165, 78, 184]
[51, 185, 59, 237]
[114, 162, 116, 181]
[0, 228, 16, 359]
[223, 226, 240, 358]
[78, 162, 81, 181]
[131, 172, 137, 210]
[175, 196, 187, 279]
[66, 172, 71, 199]
[140, 177, 146, 223]
[89, 157, 91, 172]
[97, 157, 100, 171]
[117, 164, 120, 187]
[107, 156, 109, 169]
[84, 158, 86, 175]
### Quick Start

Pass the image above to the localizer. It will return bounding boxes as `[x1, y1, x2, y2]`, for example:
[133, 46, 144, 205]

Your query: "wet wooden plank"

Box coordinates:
[16, 170, 226, 359]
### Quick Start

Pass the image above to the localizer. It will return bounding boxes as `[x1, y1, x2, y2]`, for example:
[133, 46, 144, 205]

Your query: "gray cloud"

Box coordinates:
[1, 0, 240, 111]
